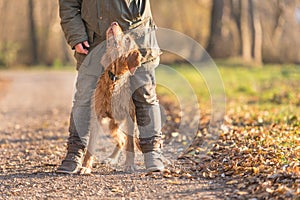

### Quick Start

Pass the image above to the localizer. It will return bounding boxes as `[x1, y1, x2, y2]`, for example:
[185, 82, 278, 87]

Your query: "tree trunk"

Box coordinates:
[28, 0, 38, 65]
[0, 1, 9, 38]
[207, 0, 224, 57]
[272, 0, 285, 47]
[226, 0, 241, 57]
[252, 0, 262, 64]
[240, 0, 253, 62]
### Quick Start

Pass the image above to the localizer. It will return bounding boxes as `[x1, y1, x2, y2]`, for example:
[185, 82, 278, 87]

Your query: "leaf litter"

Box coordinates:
[161, 100, 300, 200]
[1, 72, 300, 199]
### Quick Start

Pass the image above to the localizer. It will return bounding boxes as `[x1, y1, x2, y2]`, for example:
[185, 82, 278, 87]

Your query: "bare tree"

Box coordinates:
[28, 0, 38, 64]
[240, 0, 252, 62]
[252, 0, 262, 64]
[207, 0, 241, 58]
[1, 0, 300, 66]
[207, 0, 224, 57]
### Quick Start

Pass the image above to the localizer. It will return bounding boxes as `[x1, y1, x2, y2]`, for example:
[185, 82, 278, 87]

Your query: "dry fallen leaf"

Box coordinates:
[167, 179, 180, 185]
[236, 191, 249, 195]
[226, 180, 239, 185]
[266, 188, 274, 194]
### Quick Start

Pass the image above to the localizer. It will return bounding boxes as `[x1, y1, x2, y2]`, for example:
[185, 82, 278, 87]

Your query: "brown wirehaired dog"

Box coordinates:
[80, 22, 142, 174]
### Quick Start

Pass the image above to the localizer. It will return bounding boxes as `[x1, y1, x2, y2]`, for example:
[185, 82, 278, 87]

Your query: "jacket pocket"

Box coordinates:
[74, 51, 87, 70]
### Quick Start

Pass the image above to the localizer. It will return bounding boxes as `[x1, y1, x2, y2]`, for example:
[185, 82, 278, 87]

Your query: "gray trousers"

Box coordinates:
[68, 52, 162, 147]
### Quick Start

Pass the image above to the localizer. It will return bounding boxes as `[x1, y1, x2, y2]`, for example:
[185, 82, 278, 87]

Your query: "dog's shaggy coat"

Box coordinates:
[80, 22, 142, 174]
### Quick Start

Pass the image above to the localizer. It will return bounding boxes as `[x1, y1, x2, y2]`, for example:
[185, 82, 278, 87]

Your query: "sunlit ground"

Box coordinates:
[156, 61, 300, 198]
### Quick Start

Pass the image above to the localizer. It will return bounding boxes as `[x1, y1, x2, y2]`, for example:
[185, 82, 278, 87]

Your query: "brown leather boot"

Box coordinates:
[56, 143, 86, 174]
[139, 137, 165, 172]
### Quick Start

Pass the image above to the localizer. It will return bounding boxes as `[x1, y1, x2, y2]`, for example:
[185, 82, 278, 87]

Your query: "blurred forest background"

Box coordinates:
[0, 0, 300, 68]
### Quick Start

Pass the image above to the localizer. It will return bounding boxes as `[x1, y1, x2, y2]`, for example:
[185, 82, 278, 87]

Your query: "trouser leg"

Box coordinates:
[68, 66, 100, 147]
[130, 58, 162, 139]
[57, 38, 105, 174]
[130, 58, 165, 172]
[69, 40, 105, 147]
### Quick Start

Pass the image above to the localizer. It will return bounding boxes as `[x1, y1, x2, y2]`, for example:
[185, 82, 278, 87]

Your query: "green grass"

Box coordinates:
[156, 61, 300, 116]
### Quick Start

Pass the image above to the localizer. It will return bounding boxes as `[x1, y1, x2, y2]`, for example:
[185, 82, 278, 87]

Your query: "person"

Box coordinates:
[56, 0, 165, 174]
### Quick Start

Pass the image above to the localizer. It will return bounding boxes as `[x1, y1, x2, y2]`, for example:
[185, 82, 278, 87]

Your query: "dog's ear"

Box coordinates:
[127, 50, 141, 75]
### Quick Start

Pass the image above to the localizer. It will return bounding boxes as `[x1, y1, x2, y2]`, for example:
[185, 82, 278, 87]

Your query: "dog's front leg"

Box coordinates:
[124, 133, 136, 172]
[102, 145, 122, 165]
[80, 151, 94, 174]
[123, 105, 137, 173]
[80, 108, 99, 174]
[102, 120, 123, 165]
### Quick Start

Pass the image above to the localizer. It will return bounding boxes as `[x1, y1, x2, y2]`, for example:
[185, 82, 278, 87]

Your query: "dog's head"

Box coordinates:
[101, 22, 141, 76]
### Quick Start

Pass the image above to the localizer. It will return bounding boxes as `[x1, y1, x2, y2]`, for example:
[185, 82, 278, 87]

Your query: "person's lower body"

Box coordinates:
[56, 57, 164, 174]
[56, 64, 99, 174]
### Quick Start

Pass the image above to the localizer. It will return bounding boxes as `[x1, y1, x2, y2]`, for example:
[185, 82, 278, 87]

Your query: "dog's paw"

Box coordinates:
[101, 157, 119, 165]
[80, 167, 92, 175]
[124, 164, 137, 173]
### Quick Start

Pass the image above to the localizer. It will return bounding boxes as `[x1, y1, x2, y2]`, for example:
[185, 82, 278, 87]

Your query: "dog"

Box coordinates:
[80, 22, 142, 174]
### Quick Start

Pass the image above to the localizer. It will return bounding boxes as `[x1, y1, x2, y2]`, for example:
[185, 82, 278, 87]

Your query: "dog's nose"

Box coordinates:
[111, 22, 119, 26]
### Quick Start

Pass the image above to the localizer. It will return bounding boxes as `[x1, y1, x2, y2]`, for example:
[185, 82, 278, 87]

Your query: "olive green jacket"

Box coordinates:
[59, 0, 160, 62]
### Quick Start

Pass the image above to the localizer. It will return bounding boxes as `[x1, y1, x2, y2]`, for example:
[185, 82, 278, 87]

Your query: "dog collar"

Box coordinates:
[108, 70, 119, 82]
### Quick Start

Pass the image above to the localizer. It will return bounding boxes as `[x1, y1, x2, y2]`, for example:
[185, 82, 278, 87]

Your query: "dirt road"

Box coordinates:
[0, 71, 227, 199]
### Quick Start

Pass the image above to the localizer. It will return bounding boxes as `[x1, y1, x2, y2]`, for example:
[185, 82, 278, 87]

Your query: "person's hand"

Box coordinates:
[75, 41, 90, 55]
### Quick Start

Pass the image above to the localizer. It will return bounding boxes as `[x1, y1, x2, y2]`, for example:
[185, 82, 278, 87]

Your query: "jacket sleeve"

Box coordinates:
[59, 0, 88, 48]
